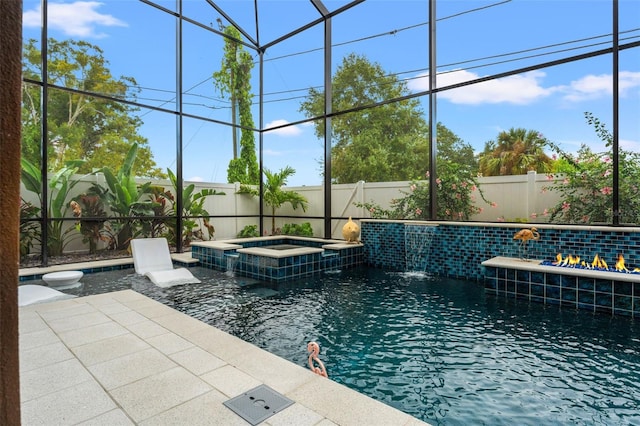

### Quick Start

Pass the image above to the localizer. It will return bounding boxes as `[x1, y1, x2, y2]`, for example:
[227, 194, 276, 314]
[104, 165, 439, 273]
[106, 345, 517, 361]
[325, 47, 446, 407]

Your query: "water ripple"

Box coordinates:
[55, 266, 640, 425]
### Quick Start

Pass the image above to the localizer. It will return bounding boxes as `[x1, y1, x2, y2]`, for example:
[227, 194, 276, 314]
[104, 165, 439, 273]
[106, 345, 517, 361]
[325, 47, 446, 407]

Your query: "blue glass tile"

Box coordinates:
[561, 288, 576, 302]
[595, 305, 613, 314]
[516, 282, 529, 295]
[561, 276, 577, 289]
[546, 285, 560, 300]
[595, 280, 613, 293]
[531, 284, 544, 297]
[595, 292, 613, 307]
[517, 270, 530, 282]
[578, 277, 594, 290]
[485, 277, 497, 290]
[614, 295, 632, 311]
[531, 271, 544, 284]
[547, 273, 561, 286]
[546, 298, 561, 306]
[578, 302, 595, 311]
[614, 281, 632, 295]
[578, 290, 594, 305]
[614, 308, 632, 317]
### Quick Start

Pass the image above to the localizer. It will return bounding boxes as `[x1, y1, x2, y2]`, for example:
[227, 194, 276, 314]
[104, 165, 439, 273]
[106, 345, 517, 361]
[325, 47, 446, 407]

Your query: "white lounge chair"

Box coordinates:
[130, 238, 200, 288]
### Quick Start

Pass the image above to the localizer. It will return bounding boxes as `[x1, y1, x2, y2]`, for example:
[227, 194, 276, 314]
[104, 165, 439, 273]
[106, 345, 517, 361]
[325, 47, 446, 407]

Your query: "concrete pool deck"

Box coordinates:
[19, 289, 428, 425]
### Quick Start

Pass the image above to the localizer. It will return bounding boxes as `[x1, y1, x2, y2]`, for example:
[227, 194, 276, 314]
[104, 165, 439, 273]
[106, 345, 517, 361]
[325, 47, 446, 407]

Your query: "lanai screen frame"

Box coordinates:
[20, 0, 637, 265]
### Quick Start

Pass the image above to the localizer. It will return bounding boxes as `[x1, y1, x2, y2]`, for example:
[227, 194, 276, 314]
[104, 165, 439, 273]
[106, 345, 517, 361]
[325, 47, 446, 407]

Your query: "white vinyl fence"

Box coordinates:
[21, 171, 563, 254]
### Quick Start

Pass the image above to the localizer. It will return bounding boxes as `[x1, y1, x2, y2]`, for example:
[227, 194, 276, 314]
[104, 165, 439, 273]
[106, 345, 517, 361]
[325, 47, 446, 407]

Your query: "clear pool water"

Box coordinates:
[34, 266, 640, 425]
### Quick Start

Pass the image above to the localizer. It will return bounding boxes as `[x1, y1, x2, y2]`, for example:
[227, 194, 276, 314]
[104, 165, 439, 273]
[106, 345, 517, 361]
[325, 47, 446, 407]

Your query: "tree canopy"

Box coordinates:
[21, 38, 163, 178]
[478, 128, 552, 176]
[299, 53, 476, 183]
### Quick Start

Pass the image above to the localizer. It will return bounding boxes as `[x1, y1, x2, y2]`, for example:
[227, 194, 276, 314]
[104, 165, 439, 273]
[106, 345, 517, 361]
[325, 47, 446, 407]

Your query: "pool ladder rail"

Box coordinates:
[307, 341, 328, 378]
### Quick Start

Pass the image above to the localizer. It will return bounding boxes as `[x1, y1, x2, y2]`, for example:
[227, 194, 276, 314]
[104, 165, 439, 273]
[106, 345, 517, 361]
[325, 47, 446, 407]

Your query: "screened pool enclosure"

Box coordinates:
[19, 0, 640, 266]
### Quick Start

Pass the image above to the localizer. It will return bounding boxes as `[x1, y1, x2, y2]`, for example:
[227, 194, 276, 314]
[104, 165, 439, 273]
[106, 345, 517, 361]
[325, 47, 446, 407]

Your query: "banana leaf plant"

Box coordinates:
[20, 157, 86, 256]
[163, 168, 225, 247]
[92, 143, 155, 251]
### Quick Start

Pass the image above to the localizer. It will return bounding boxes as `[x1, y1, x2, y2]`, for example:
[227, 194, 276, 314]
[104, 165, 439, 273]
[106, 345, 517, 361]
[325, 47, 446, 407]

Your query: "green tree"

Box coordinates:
[21, 38, 163, 177]
[299, 53, 477, 183]
[478, 128, 553, 176]
[239, 166, 308, 235]
[299, 53, 429, 183]
[213, 24, 259, 184]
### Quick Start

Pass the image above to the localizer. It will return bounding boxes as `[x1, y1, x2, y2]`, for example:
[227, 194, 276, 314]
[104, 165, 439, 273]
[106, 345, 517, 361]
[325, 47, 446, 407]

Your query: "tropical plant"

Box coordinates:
[20, 157, 86, 256]
[71, 189, 113, 254]
[238, 166, 308, 235]
[162, 169, 225, 247]
[92, 143, 155, 251]
[213, 24, 259, 185]
[542, 113, 640, 224]
[237, 224, 260, 238]
[143, 185, 173, 239]
[478, 128, 553, 176]
[281, 222, 313, 237]
[19, 200, 40, 261]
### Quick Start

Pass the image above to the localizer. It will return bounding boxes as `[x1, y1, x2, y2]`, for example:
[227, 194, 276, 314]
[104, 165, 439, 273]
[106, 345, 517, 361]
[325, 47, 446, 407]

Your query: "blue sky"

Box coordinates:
[22, 0, 640, 186]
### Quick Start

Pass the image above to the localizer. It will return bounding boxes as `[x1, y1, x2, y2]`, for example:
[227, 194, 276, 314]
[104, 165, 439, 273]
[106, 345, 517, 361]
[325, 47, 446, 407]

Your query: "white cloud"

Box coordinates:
[561, 71, 640, 102]
[187, 176, 204, 182]
[621, 138, 640, 152]
[264, 119, 303, 136]
[408, 69, 554, 105]
[263, 149, 282, 156]
[408, 69, 640, 106]
[24, 1, 127, 38]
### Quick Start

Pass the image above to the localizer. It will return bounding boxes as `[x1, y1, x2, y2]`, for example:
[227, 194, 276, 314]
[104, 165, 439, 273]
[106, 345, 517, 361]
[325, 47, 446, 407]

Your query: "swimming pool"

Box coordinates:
[33, 266, 640, 425]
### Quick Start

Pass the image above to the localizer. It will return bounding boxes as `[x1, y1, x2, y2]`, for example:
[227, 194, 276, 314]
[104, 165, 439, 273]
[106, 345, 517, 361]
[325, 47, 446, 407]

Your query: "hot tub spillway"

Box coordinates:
[224, 253, 240, 277]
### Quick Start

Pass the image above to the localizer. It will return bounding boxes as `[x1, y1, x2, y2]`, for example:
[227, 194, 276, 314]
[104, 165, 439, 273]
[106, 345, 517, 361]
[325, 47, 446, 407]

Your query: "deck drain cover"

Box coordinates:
[223, 385, 294, 425]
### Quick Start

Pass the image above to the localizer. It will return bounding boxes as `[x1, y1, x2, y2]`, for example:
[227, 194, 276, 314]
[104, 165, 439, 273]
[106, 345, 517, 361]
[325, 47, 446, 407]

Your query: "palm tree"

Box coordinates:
[479, 128, 553, 176]
[239, 166, 308, 235]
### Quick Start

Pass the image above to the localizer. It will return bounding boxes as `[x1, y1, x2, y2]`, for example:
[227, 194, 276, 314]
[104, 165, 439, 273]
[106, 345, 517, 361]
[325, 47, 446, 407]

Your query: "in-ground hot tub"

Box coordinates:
[191, 236, 363, 283]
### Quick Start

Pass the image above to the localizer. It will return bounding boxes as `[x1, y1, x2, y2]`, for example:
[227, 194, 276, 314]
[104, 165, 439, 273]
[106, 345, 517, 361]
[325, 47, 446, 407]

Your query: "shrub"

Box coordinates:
[281, 222, 313, 237]
[543, 113, 640, 224]
[237, 224, 259, 238]
[355, 161, 492, 221]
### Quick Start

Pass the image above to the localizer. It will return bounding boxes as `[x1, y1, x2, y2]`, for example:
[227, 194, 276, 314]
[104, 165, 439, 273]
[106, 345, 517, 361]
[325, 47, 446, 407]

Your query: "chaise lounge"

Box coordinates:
[130, 237, 201, 287]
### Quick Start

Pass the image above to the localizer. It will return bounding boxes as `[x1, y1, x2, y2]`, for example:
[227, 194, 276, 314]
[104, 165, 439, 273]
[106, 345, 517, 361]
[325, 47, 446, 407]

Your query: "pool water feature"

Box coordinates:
[26, 265, 640, 425]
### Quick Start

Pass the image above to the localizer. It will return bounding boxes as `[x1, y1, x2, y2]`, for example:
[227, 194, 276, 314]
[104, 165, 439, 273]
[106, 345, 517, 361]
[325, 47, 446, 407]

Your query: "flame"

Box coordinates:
[615, 254, 628, 272]
[591, 254, 608, 269]
[552, 252, 637, 274]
